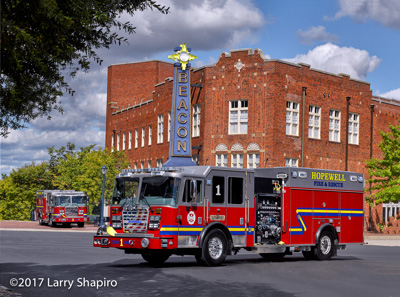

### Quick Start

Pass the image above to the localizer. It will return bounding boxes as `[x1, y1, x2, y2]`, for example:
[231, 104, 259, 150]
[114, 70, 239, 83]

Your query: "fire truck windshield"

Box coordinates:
[54, 195, 86, 206]
[112, 177, 140, 206]
[139, 177, 180, 206]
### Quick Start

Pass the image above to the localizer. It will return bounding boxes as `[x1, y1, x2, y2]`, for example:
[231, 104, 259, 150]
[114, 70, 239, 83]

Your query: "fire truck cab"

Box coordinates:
[36, 190, 89, 227]
[93, 166, 364, 266]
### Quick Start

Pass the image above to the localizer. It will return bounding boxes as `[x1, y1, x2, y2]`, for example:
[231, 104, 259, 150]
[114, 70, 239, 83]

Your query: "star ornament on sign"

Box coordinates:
[168, 43, 197, 70]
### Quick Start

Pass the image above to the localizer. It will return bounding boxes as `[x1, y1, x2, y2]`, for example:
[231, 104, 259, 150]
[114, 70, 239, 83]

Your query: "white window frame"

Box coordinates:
[157, 159, 163, 168]
[168, 112, 171, 142]
[329, 110, 341, 142]
[349, 113, 359, 145]
[122, 132, 126, 150]
[135, 129, 138, 148]
[308, 105, 321, 139]
[141, 161, 144, 169]
[229, 100, 248, 134]
[134, 162, 137, 169]
[286, 101, 299, 136]
[141, 127, 145, 147]
[231, 153, 244, 168]
[148, 125, 152, 146]
[285, 158, 298, 167]
[158, 114, 164, 144]
[148, 160, 151, 168]
[128, 130, 132, 150]
[111, 135, 114, 152]
[216, 154, 228, 167]
[193, 104, 201, 137]
[117, 133, 120, 151]
[247, 153, 260, 168]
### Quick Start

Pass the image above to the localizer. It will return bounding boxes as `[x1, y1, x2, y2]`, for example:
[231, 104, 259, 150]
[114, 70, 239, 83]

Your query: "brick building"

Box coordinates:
[105, 48, 400, 232]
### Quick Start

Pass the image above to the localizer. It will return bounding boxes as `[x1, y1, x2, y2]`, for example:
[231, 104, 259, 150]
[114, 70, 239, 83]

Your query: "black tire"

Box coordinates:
[302, 249, 315, 260]
[201, 229, 227, 266]
[260, 253, 285, 261]
[141, 251, 171, 266]
[194, 251, 204, 265]
[314, 231, 335, 260]
[77, 222, 84, 228]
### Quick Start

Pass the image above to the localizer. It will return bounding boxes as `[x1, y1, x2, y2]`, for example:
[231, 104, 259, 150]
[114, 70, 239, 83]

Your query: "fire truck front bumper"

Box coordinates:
[94, 226, 174, 250]
[93, 234, 174, 250]
[54, 217, 88, 223]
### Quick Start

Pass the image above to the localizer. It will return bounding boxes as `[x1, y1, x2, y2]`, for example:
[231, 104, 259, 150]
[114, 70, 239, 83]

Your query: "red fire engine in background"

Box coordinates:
[36, 190, 89, 227]
[93, 166, 364, 266]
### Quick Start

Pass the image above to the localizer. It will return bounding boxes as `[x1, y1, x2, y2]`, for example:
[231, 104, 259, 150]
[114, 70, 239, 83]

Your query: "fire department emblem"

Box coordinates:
[187, 211, 196, 225]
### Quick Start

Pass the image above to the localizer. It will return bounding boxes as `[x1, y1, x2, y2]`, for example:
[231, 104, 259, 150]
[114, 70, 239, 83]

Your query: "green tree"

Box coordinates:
[52, 145, 128, 211]
[0, 162, 53, 220]
[0, 143, 128, 220]
[0, 0, 169, 136]
[366, 120, 400, 204]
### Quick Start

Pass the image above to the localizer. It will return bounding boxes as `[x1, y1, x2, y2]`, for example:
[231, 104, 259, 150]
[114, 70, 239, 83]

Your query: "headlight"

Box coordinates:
[59, 209, 64, 214]
[79, 209, 84, 215]
[141, 238, 150, 248]
[148, 215, 161, 229]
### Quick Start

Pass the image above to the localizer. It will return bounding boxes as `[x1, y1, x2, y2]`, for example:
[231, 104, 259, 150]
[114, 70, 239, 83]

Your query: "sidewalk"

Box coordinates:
[0, 220, 98, 233]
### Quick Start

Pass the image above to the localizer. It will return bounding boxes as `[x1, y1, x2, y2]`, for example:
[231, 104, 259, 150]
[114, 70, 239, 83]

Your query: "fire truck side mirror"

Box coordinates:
[190, 180, 197, 202]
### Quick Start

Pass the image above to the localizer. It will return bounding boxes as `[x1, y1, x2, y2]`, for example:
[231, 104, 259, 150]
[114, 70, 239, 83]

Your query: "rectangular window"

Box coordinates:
[308, 105, 321, 139]
[141, 127, 145, 147]
[122, 132, 126, 150]
[157, 159, 163, 168]
[148, 160, 151, 168]
[128, 131, 132, 150]
[212, 176, 225, 204]
[349, 113, 359, 145]
[141, 161, 144, 169]
[183, 180, 203, 203]
[117, 133, 120, 151]
[229, 100, 248, 134]
[286, 101, 299, 136]
[247, 153, 260, 168]
[231, 153, 243, 168]
[285, 158, 298, 167]
[148, 125, 152, 146]
[158, 114, 164, 144]
[193, 104, 201, 137]
[134, 162, 137, 170]
[168, 112, 171, 142]
[228, 177, 243, 204]
[135, 129, 138, 148]
[329, 110, 341, 142]
[216, 154, 228, 167]
[111, 135, 114, 152]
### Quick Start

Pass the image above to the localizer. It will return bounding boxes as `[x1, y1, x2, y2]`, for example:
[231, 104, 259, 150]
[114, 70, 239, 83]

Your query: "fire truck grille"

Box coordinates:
[65, 207, 78, 216]
[122, 209, 148, 233]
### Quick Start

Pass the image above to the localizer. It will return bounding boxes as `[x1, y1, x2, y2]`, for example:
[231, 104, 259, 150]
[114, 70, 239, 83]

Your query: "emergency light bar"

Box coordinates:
[122, 167, 183, 174]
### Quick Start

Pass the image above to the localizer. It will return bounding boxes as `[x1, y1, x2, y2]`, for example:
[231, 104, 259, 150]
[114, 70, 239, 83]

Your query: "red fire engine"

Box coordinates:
[36, 190, 89, 227]
[93, 166, 364, 266]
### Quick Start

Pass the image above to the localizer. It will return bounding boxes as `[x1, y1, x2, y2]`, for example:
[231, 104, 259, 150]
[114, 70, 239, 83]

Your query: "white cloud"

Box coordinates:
[378, 88, 400, 101]
[334, 0, 400, 30]
[285, 43, 381, 81]
[297, 26, 339, 44]
[1, 0, 267, 177]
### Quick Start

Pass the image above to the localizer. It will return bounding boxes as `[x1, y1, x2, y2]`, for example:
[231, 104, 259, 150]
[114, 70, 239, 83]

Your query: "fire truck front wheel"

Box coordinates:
[314, 231, 335, 260]
[141, 251, 171, 266]
[201, 229, 227, 266]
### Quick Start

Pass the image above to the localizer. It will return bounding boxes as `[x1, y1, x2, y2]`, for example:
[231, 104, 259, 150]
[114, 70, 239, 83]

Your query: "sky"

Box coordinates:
[1, 0, 400, 177]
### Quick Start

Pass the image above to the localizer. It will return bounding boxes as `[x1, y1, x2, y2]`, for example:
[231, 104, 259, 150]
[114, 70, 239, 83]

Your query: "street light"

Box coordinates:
[100, 165, 107, 226]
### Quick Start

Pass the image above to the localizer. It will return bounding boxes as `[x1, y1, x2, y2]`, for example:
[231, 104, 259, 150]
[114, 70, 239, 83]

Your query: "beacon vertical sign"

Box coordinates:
[163, 44, 197, 167]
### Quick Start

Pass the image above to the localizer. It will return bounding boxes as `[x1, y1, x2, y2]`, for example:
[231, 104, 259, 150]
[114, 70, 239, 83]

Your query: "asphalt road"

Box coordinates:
[1, 230, 399, 297]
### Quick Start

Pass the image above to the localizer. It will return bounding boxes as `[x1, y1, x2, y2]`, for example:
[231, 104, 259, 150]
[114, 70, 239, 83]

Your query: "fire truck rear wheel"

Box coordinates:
[314, 231, 335, 260]
[77, 222, 84, 228]
[141, 252, 171, 266]
[202, 229, 227, 266]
